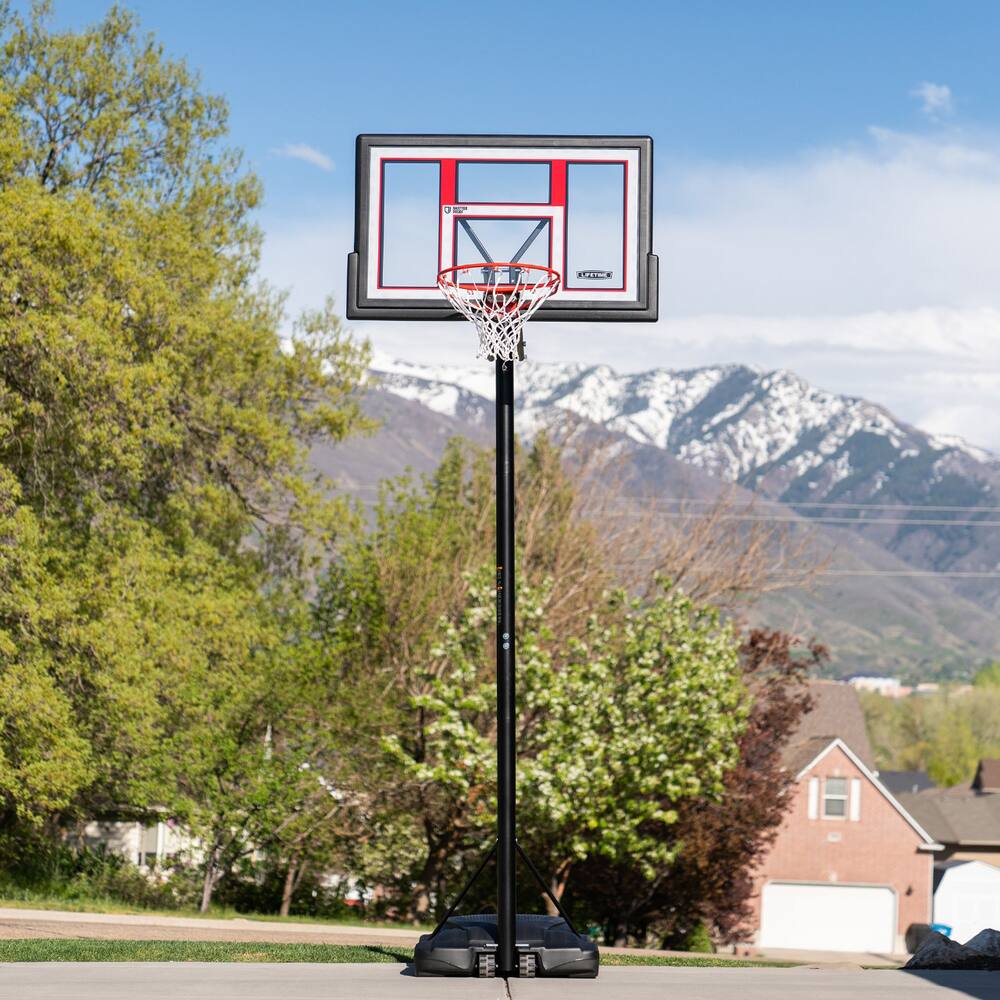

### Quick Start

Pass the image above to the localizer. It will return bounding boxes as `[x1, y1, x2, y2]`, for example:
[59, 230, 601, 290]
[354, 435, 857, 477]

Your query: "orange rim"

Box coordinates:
[438, 263, 561, 294]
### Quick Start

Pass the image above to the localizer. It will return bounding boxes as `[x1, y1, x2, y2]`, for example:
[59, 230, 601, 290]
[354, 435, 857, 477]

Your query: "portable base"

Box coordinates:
[413, 914, 599, 978]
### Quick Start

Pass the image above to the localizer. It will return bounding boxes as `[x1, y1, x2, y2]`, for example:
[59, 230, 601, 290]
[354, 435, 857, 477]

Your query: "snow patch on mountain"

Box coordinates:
[370, 353, 995, 493]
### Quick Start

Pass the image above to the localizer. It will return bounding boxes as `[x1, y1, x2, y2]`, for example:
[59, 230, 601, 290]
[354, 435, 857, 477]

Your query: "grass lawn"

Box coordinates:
[0, 940, 412, 963]
[604, 953, 793, 968]
[0, 939, 793, 966]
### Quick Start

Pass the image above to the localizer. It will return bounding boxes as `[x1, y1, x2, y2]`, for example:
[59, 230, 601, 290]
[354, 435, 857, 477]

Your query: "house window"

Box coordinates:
[823, 776, 848, 818]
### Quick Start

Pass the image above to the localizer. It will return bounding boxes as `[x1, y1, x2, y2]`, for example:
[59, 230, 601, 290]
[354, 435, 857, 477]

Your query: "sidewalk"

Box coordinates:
[1, 963, 996, 1000]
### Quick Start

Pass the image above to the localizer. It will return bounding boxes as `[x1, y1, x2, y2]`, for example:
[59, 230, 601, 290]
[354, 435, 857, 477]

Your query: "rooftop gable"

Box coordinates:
[780, 681, 875, 772]
[796, 737, 942, 849]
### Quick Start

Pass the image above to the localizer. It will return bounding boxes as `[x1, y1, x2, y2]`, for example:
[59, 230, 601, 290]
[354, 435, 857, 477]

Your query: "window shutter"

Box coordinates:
[807, 777, 819, 819]
[849, 778, 861, 821]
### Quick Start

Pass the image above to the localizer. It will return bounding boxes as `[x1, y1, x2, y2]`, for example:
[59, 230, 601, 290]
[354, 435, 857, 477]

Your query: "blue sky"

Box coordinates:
[42, 1, 1000, 451]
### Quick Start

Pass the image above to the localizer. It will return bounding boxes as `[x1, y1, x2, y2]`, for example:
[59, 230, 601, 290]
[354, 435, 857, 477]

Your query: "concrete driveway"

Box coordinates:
[2, 964, 999, 1000]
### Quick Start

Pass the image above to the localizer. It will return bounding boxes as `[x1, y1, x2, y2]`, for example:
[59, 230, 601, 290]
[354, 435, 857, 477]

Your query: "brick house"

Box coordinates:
[747, 682, 942, 955]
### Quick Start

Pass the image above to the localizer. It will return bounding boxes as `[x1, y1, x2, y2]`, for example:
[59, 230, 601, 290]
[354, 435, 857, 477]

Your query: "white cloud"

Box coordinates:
[659, 128, 1000, 316]
[911, 81, 954, 119]
[272, 143, 335, 171]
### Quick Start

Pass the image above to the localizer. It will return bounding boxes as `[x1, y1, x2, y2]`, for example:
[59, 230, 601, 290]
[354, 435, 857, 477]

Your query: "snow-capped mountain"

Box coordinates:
[371, 354, 1000, 614]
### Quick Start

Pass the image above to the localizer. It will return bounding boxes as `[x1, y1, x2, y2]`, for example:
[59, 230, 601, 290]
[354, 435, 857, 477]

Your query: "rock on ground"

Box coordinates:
[904, 929, 1000, 971]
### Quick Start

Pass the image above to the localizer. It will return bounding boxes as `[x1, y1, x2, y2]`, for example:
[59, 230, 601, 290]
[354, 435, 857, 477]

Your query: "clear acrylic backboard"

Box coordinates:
[346, 134, 657, 322]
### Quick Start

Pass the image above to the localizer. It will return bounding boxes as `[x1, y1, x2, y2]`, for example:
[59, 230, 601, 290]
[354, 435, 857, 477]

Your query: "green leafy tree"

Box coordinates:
[973, 662, 1000, 688]
[926, 712, 980, 788]
[0, 470, 93, 828]
[0, 3, 370, 884]
[378, 569, 747, 919]
[862, 685, 1000, 788]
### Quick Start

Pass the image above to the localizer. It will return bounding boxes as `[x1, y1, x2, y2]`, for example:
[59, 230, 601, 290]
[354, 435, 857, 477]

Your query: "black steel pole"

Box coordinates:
[495, 358, 517, 976]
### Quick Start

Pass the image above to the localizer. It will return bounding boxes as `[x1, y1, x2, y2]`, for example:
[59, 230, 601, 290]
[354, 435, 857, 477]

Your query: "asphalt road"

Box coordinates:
[2, 964, 999, 1000]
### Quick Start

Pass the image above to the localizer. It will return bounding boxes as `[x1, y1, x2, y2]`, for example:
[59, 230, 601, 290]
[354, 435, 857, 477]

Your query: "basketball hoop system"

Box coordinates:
[438, 262, 561, 362]
[349, 134, 658, 981]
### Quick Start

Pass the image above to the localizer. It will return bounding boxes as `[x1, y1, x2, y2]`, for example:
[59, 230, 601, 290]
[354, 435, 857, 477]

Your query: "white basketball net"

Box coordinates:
[438, 264, 561, 363]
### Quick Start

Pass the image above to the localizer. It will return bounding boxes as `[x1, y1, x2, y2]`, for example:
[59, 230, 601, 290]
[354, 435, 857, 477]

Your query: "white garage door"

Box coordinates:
[760, 882, 895, 953]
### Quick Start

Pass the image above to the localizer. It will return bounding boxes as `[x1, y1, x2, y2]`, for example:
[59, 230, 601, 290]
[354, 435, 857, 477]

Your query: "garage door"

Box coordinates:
[760, 882, 895, 953]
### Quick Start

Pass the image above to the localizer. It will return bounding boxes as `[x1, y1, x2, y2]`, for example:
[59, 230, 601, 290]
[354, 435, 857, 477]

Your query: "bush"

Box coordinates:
[682, 922, 715, 953]
[0, 839, 186, 911]
[213, 858, 367, 920]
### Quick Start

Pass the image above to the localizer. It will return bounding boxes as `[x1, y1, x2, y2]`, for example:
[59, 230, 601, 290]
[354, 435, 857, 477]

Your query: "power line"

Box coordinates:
[815, 570, 1000, 578]
[336, 485, 1000, 515]
[608, 496, 1000, 514]
[601, 508, 1000, 528]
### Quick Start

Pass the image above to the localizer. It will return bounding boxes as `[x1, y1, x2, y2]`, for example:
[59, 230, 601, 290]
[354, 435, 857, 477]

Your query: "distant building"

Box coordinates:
[844, 675, 910, 698]
[79, 818, 191, 869]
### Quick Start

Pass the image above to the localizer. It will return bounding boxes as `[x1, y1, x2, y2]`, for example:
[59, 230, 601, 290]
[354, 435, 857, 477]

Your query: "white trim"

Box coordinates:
[850, 777, 861, 821]
[366, 145, 641, 304]
[807, 776, 819, 819]
[795, 737, 940, 846]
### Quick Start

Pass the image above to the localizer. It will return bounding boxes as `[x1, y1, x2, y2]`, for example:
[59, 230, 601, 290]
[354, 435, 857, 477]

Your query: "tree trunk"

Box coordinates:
[199, 842, 223, 913]
[544, 860, 573, 917]
[411, 883, 432, 922]
[279, 856, 302, 918]
[410, 840, 449, 922]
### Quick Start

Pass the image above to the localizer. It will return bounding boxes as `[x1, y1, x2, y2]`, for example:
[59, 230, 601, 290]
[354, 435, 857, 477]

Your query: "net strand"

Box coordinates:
[438, 265, 561, 363]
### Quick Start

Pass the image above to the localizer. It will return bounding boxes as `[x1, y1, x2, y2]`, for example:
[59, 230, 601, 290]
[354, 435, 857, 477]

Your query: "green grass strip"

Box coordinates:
[602, 953, 794, 968]
[0, 938, 798, 967]
[0, 939, 412, 963]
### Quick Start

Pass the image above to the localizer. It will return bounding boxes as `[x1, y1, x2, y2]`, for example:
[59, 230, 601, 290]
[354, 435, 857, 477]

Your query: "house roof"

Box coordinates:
[973, 759, 1000, 793]
[783, 735, 838, 777]
[780, 681, 875, 773]
[897, 788, 1000, 847]
[880, 770, 936, 796]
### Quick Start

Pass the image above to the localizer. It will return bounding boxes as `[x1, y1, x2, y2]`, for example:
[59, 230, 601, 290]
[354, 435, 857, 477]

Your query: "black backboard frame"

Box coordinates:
[346, 134, 658, 322]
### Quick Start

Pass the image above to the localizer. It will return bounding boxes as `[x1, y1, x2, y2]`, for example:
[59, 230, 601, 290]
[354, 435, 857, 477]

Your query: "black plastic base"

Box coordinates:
[413, 913, 599, 978]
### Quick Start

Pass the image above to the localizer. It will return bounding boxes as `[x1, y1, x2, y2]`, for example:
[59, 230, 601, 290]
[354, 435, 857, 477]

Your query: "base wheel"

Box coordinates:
[477, 953, 496, 978]
[518, 952, 537, 978]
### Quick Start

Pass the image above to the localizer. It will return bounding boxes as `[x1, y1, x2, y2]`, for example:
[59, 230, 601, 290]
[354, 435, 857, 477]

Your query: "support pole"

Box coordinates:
[495, 358, 517, 976]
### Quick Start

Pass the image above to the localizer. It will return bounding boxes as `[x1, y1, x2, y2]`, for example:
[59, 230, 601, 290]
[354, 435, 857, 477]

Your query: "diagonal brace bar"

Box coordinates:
[458, 219, 495, 265]
[510, 220, 548, 265]
[515, 840, 582, 937]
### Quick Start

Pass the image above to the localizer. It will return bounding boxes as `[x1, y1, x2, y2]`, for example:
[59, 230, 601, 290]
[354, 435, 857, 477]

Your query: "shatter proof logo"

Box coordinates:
[444, 205, 469, 214]
[576, 270, 614, 280]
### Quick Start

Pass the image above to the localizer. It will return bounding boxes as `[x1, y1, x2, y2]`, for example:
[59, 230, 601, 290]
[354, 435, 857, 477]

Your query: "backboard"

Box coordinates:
[346, 135, 657, 322]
